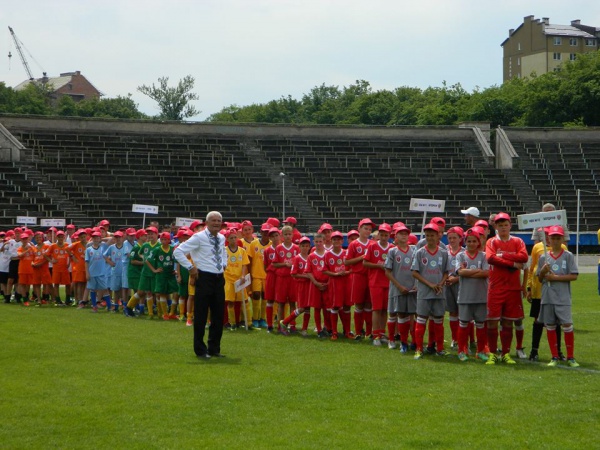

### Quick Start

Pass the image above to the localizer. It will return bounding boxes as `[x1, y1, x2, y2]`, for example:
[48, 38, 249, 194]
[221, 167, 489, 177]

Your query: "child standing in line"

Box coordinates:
[264, 228, 281, 332]
[85, 231, 111, 313]
[224, 229, 251, 329]
[445, 226, 465, 349]
[281, 236, 312, 336]
[324, 231, 353, 340]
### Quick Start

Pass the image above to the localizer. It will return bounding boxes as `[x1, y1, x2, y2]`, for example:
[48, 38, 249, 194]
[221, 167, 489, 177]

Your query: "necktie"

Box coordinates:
[210, 234, 222, 272]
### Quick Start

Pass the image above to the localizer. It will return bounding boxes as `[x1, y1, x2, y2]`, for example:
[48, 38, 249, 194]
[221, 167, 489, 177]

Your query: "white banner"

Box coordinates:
[16, 216, 37, 225]
[517, 210, 567, 230]
[175, 217, 195, 227]
[40, 218, 66, 227]
[132, 204, 159, 214]
[409, 198, 445, 213]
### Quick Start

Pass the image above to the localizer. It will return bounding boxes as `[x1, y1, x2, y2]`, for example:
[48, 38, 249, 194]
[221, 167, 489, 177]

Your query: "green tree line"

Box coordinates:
[208, 51, 600, 127]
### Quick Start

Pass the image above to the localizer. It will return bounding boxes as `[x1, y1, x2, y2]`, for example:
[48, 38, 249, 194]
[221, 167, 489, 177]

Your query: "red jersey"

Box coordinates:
[485, 235, 528, 291]
[307, 251, 328, 283]
[264, 246, 277, 273]
[290, 254, 309, 283]
[274, 243, 299, 277]
[324, 249, 347, 275]
[364, 241, 393, 288]
[45, 243, 70, 272]
[346, 238, 372, 275]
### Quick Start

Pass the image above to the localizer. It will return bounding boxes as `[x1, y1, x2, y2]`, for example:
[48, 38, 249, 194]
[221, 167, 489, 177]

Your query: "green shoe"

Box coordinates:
[502, 353, 516, 364]
[476, 352, 489, 362]
[547, 357, 559, 367]
[414, 350, 424, 360]
[458, 352, 468, 362]
[485, 354, 498, 365]
[567, 358, 580, 368]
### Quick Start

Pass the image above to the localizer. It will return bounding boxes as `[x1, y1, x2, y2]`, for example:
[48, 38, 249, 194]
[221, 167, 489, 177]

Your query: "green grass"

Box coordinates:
[1, 274, 599, 449]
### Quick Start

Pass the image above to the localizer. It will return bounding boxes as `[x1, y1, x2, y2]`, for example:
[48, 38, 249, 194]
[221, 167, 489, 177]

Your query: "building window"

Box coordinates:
[553, 52, 561, 60]
[554, 37, 562, 45]
[518, 42, 521, 51]
[585, 39, 596, 46]
[517, 57, 521, 66]
[570, 38, 577, 46]
[570, 53, 577, 61]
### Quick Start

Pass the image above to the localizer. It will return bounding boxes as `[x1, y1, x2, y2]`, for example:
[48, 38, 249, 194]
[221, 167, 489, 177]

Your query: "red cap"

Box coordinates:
[268, 227, 280, 235]
[190, 220, 203, 230]
[25, 229, 34, 237]
[113, 231, 124, 237]
[474, 220, 489, 228]
[546, 225, 564, 236]
[35, 231, 44, 236]
[66, 224, 76, 229]
[358, 218, 376, 229]
[176, 229, 187, 238]
[283, 217, 297, 225]
[135, 229, 147, 239]
[99, 220, 110, 227]
[145, 226, 159, 234]
[408, 235, 418, 245]
[466, 227, 484, 239]
[184, 229, 194, 237]
[91, 231, 102, 237]
[494, 212, 511, 223]
[394, 224, 410, 234]
[266, 217, 281, 227]
[318, 223, 333, 232]
[126, 227, 137, 235]
[77, 229, 88, 235]
[446, 226, 464, 237]
[260, 223, 272, 232]
[159, 232, 171, 241]
[56, 230, 65, 236]
[299, 236, 311, 244]
[378, 223, 392, 233]
[48, 227, 57, 232]
[20, 233, 30, 239]
[85, 228, 93, 235]
[331, 231, 344, 239]
[6, 230, 15, 237]
[423, 223, 439, 233]
[392, 221, 406, 230]
[431, 217, 446, 228]
[241, 220, 253, 228]
[347, 229, 359, 237]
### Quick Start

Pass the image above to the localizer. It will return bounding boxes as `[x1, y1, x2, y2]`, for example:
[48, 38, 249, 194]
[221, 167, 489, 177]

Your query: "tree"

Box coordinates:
[137, 75, 200, 120]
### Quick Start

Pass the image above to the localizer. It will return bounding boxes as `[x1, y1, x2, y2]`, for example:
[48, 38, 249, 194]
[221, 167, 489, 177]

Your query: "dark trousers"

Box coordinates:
[194, 271, 225, 356]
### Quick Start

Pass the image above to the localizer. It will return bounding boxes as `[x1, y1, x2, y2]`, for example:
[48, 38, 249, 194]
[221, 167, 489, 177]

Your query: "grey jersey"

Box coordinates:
[456, 251, 489, 304]
[385, 245, 416, 297]
[417, 239, 447, 251]
[537, 250, 578, 306]
[411, 246, 448, 300]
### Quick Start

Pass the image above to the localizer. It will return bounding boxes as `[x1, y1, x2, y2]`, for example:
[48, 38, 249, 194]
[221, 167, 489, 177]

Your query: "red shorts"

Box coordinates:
[330, 276, 352, 308]
[52, 270, 71, 285]
[370, 286, 389, 311]
[32, 268, 52, 285]
[275, 275, 295, 304]
[308, 282, 329, 309]
[295, 280, 310, 309]
[350, 272, 370, 305]
[487, 290, 524, 321]
[71, 270, 87, 283]
[18, 273, 34, 285]
[265, 272, 277, 302]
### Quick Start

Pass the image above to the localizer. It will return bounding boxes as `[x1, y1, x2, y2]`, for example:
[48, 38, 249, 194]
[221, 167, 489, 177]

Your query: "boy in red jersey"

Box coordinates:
[45, 231, 71, 306]
[346, 230, 359, 246]
[363, 223, 393, 346]
[485, 212, 528, 365]
[305, 233, 330, 337]
[345, 218, 376, 339]
[281, 237, 312, 335]
[323, 231, 352, 339]
[283, 216, 302, 244]
[264, 228, 281, 333]
[319, 223, 334, 252]
[272, 226, 299, 333]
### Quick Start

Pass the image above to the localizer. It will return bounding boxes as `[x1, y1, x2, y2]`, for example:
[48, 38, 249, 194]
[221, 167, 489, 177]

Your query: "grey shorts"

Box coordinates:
[458, 303, 487, 323]
[445, 285, 459, 313]
[416, 297, 445, 317]
[538, 304, 573, 325]
[388, 293, 417, 315]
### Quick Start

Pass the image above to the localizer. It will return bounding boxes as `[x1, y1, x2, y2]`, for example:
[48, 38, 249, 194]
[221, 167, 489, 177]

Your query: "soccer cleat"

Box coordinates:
[258, 319, 267, 328]
[547, 357, 559, 367]
[354, 333, 364, 341]
[400, 343, 409, 354]
[77, 302, 85, 309]
[424, 346, 436, 355]
[388, 341, 397, 350]
[267, 326, 274, 333]
[372, 337, 381, 347]
[91, 306, 98, 313]
[436, 350, 448, 357]
[501, 354, 517, 364]
[345, 331, 356, 339]
[567, 358, 580, 368]
[289, 326, 298, 334]
[380, 335, 389, 345]
[55, 299, 65, 307]
[558, 352, 567, 362]
[485, 354, 498, 365]
[330, 333, 338, 341]
[529, 350, 539, 361]
[279, 320, 289, 335]
[317, 330, 328, 339]
[178, 315, 186, 322]
[458, 352, 468, 361]
[414, 350, 424, 360]
[252, 320, 260, 328]
[162, 314, 170, 321]
[516, 348, 527, 359]
[23, 301, 30, 307]
[169, 314, 178, 320]
[451, 340, 457, 349]
[300, 330, 308, 337]
[185, 319, 193, 327]
[476, 352, 489, 362]
[409, 343, 417, 351]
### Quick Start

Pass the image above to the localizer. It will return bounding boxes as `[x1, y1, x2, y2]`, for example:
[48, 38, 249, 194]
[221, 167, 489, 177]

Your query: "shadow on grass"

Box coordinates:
[187, 356, 243, 365]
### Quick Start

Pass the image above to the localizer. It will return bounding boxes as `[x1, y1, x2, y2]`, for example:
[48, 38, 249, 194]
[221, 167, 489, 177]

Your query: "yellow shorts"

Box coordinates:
[251, 277, 265, 293]
[225, 281, 245, 302]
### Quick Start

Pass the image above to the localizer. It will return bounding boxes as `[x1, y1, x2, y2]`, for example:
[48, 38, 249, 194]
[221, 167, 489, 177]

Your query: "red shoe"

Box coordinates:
[169, 314, 178, 320]
[330, 333, 339, 341]
[162, 314, 170, 320]
[345, 331, 356, 339]
[23, 301, 30, 307]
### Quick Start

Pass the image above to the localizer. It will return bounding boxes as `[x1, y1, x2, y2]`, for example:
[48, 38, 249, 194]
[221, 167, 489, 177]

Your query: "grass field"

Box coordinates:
[1, 274, 599, 449]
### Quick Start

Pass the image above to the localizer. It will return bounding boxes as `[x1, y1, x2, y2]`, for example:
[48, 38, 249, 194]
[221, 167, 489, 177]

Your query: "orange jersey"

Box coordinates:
[32, 243, 50, 268]
[67, 242, 87, 272]
[18, 244, 36, 274]
[46, 243, 71, 271]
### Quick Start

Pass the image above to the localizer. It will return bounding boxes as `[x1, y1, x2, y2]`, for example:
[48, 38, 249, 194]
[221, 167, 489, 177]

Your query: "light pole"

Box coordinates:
[280, 172, 286, 219]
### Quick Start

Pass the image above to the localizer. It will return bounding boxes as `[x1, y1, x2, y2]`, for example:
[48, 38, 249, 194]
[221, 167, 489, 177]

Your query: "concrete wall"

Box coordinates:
[503, 127, 600, 142]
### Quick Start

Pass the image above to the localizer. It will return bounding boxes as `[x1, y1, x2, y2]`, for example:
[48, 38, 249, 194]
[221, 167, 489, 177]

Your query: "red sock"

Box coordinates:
[487, 326, 499, 353]
[449, 318, 459, 342]
[364, 309, 373, 336]
[427, 320, 436, 348]
[330, 310, 339, 335]
[458, 324, 469, 354]
[398, 318, 410, 344]
[414, 320, 426, 351]
[283, 309, 299, 326]
[435, 320, 445, 352]
[515, 324, 524, 349]
[354, 309, 364, 335]
[500, 325, 513, 356]
[314, 308, 322, 332]
[546, 327, 559, 358]
[468, 321, 476, 345]
[266, 304, 274, 328]
[563, 328, 574, 359]
[476, 325, 488, 353]
[387, 319, 397, 341]
[341, 310, 351, 334]
[409, 318, 416, 344]
[302, 310, 311, 331]
[323, 309, 331, 331]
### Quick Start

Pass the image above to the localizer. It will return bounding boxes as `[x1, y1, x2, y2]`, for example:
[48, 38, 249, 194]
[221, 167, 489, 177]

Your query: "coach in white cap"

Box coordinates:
[461, 206, 480, 227]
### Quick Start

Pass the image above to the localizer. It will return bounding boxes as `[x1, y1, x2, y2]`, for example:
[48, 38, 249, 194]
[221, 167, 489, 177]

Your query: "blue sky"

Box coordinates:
[2, 0, 599, 120]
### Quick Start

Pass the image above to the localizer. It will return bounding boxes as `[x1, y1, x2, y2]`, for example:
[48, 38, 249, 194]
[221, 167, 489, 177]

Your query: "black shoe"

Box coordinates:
[424, 346, 436, 355]
[196, 353, 211, 360]
[529, 350, 539, 361]
[209, 352, 225, 358]
[558, 351, 567, 362]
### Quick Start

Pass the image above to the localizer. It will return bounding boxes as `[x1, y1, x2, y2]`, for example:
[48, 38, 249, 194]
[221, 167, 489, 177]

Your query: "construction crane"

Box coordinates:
[8, 26, 44, 81]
